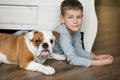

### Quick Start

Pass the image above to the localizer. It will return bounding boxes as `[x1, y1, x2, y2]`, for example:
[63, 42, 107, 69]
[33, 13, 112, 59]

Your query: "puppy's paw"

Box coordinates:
[41, 66, 55, 75]
[51, 53, 66, 60]
[58, 55, 66, 60]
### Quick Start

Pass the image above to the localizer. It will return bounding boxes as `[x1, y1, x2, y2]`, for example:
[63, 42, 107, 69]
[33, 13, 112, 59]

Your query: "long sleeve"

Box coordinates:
[59, 34, 92, 67]
[73, 31, 91, 58]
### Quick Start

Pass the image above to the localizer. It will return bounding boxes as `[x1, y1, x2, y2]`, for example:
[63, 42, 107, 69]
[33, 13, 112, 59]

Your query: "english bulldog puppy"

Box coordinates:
[0, 30, 66, 75]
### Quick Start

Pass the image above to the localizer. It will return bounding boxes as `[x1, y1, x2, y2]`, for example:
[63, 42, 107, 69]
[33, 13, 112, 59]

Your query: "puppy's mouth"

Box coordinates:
[39, 49, 50, 58]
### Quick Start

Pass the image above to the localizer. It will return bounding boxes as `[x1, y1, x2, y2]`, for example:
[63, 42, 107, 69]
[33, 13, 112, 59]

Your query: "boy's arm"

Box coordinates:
[59, 35, 92, 67]
[88, 53, 98, 60]
[74, 32, 91, 58]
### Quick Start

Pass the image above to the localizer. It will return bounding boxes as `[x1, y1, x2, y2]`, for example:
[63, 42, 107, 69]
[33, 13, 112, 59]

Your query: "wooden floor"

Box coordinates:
[0, 0, 120, 80]
[0, 51, 120, 80]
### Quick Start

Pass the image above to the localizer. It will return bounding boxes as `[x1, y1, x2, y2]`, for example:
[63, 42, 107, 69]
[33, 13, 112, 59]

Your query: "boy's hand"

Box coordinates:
[96, 54, 113, 60]
[92, 58, 113, 66]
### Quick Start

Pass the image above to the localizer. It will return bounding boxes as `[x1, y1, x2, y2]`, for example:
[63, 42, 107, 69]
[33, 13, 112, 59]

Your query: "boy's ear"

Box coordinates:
[60, 14, 64, 23]
[52, 31, 60, 39]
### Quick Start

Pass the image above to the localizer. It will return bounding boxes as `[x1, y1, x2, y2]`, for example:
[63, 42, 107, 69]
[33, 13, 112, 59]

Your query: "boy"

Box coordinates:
[53, 0, 113, 67]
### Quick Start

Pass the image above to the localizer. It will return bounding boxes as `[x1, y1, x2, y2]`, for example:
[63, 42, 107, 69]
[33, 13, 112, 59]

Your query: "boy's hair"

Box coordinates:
[60, 0, 83, 16]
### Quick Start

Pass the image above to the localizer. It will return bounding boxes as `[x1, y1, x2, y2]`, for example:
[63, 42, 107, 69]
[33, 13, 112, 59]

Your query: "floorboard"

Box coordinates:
[0, 51, 120, 80]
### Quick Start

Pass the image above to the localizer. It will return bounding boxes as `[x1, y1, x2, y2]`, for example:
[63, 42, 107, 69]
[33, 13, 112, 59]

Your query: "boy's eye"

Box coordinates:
[77, 16, 82, 18]
[68, 16, 73, 18]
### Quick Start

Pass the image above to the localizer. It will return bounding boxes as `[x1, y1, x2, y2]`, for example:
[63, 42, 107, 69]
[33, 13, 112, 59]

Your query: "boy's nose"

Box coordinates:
[73, 18, 78, 23]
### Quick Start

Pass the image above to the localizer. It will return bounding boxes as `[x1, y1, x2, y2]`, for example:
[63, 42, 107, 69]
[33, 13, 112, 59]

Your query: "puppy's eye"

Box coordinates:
[50, 39, 53, 44]
[35, 39, 40, 44]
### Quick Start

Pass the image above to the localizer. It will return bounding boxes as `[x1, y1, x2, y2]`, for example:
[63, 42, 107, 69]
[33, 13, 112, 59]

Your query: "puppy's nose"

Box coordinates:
[42, 43, 48, 49]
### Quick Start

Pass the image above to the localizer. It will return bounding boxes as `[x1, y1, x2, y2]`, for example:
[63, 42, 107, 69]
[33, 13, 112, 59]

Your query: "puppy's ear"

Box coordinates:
[26, 31, 36, 40]
[52, 31, 60, 39]
[21, 32, 26, 35]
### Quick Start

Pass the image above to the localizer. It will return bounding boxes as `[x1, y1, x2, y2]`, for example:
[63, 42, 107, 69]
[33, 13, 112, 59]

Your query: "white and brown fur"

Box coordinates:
[0, 31, 66, 75]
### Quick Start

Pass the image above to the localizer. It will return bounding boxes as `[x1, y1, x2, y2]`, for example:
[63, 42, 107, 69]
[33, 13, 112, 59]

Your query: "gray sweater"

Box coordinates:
[53, 24, 92, 67]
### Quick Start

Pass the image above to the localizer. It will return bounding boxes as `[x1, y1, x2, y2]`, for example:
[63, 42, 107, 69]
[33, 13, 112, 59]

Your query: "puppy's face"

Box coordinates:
[25, 31, 59, 59]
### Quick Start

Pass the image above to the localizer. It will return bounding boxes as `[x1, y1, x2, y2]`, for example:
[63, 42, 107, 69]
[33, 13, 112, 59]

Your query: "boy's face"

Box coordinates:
[60, 9, 83, 33]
